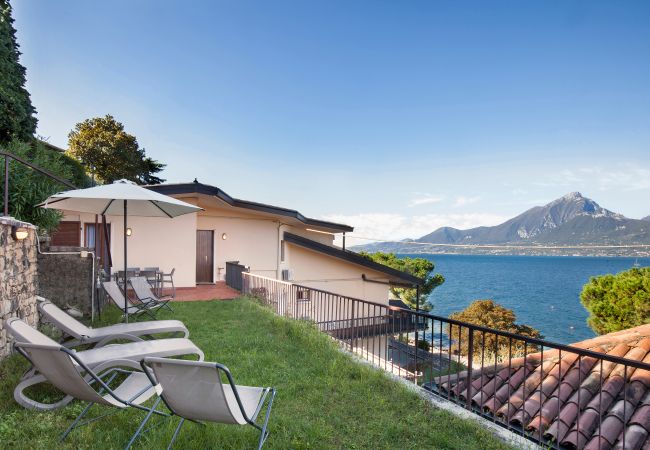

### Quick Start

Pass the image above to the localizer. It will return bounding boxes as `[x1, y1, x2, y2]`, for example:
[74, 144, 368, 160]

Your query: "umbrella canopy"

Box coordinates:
[39, 179, 202, 322]
[38, 179, 200, 217]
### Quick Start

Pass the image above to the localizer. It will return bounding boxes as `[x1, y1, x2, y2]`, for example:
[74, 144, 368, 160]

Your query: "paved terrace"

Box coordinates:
[166, 282, 240, 301]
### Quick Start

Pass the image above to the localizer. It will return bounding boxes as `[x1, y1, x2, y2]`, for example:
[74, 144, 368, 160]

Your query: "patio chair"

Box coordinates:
[129, 276, 174, 313]
[13, 340, 167, 443]
[103, 280, 167, 319]
[4, 317, 204, 411]
[161, 268, 176, 299]
[37, 297, 188, 348]
[140, 267, 161, 295]
[131, 357, 276, 450]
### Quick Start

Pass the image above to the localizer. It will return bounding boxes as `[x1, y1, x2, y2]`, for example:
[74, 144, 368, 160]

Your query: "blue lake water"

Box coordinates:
[398, 254, 650, 345]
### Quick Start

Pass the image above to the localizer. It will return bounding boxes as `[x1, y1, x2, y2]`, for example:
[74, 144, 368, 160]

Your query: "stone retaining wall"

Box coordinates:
[0, 218, 39, 360]
[37, 246, 97, 315]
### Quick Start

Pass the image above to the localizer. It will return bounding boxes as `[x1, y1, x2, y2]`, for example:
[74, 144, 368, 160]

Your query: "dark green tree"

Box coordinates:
[580, 267, 650, 335]
[447, 300, 542, 362]
[67, 115, 165, 184]
[359, 252, 444, 310]
[0, 0, 37, 144]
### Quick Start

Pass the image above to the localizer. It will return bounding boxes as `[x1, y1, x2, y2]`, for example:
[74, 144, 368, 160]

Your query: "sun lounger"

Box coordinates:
[131, 357, 276, 449]
[13, 340, 167, 444]
[5, 317, 204, 411]
[128, 276, 173, 313]
[103, 280, 167, 319]
[37, 297, 188, 347]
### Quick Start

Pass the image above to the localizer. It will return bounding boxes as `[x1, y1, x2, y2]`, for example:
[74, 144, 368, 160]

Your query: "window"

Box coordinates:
[84, 223, 96, 248]
[280, 240, 285, 262]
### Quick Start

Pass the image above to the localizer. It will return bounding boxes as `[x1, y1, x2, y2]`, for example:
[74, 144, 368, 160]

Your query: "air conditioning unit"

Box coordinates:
[281, 269, 294, 281]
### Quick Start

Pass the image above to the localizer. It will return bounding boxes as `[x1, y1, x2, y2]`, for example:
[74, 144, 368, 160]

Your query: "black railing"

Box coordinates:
[242, 272, 650, 450]
[225, 261, 248, 291]
[1, 150, 77, 216]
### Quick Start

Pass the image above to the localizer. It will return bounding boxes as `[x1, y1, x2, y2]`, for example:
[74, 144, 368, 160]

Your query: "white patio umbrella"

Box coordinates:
[38, 179, 202, 322]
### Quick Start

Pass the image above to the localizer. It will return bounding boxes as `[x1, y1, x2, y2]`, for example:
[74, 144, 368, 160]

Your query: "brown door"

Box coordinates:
[196, 230, 214, 283]
[51, 221, 81, 246]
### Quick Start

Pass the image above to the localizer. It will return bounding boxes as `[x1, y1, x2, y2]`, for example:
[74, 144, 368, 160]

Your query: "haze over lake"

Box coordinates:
[403, 254, 650, 344]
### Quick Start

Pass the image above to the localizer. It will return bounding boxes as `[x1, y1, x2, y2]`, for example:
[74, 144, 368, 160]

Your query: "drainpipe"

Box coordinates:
[276, 221, 282, 280]
[342, 232, 346, 251]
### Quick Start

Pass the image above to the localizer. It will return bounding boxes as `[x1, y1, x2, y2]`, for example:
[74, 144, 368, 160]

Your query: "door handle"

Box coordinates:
[205, 255, 208, 261]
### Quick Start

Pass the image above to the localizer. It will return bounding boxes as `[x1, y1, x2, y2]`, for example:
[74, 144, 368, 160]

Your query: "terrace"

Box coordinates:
[0, 298, 511, 449]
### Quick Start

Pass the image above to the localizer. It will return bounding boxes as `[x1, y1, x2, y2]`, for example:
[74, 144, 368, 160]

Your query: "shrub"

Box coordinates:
[447, 300, 542, 363]
[580, 267, 650, 335]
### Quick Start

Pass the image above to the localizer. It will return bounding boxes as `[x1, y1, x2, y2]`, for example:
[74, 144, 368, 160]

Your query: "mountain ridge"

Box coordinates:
[352, 192, 650, 256]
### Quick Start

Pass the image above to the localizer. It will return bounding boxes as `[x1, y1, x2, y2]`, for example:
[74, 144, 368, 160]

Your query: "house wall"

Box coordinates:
[58, 202, 344, 289]
[109, 213, 197, 287]
[285, 243, 390, 304]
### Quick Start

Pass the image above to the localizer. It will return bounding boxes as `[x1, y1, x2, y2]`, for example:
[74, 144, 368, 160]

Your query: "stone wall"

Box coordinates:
[37, 246, 97, 315]
[0, 218, 39, 360]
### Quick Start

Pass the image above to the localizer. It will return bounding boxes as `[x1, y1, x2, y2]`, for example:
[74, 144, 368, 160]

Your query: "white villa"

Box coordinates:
[51, 181, 421, 304]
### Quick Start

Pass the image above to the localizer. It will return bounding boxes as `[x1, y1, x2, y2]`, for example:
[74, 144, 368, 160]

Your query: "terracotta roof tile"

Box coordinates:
[430, 323, 650, 449]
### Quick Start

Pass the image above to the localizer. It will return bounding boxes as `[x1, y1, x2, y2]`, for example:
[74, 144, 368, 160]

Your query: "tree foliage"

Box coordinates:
[0, 0, 37, 144]
[358, 252, 444, 310]
[580, 267, 650, 335]
[67, 115, 165, 184]
[447, 300, 542, 363]
[0, 140, 89, 232]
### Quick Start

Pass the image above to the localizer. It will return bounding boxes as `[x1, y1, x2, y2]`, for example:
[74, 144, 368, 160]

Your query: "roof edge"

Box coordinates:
[147, 182, 353, 233]
[284, 232, 423, 285]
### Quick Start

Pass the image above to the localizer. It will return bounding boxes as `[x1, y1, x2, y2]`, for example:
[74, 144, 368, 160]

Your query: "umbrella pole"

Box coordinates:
[124, 200, 128, 323]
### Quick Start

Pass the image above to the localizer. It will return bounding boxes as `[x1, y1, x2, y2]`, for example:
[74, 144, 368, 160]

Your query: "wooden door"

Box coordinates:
[196, 230, 214, 283]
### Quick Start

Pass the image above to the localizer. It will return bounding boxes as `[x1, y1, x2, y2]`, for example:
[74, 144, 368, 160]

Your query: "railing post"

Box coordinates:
[466, 326, 474, 409]
[3, 154, 9, 216]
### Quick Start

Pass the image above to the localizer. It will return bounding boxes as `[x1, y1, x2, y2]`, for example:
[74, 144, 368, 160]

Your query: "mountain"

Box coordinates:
[642, 216, 650, 222]
[352, 192, 650, 255]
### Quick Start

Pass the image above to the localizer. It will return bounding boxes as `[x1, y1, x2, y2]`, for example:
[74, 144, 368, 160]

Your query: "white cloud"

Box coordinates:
[533, 164, 650, 192]
[321, 212, 507, 246]
[408, 193, 445, 207]
[453, 196, 481, 208]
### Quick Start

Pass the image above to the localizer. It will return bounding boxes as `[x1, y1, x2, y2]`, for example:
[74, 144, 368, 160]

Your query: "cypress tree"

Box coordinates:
[0, 0, 37, 144]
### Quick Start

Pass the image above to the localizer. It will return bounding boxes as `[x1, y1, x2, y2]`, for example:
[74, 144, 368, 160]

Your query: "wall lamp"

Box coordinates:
[126, 227, 133, 237]
[221, 233, 227, 240]
[11, 226, 29, 241]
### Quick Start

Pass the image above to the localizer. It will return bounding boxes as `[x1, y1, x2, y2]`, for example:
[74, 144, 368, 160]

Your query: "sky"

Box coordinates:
[12, 1, 650, 245]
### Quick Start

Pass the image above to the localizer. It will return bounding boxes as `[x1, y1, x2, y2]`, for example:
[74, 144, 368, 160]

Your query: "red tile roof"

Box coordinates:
[433, 324, 650, 449]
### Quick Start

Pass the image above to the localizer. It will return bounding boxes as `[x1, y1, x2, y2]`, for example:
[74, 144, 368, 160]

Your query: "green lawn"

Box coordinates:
[0, 298, 511, 449]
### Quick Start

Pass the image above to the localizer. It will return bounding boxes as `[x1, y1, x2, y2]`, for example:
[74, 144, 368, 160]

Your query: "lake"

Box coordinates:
[398, 254, 650, 344]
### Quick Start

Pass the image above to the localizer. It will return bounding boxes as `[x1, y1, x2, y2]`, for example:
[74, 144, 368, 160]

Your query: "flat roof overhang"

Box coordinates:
[284, 232, 424, 286]
[147, 182, 353, 233]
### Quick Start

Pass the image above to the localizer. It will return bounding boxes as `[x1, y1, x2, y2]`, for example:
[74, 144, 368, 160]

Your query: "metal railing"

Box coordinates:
[225, 261, 248, 291]
[242, 272, 650, 449]
[1, 150, 77, 216]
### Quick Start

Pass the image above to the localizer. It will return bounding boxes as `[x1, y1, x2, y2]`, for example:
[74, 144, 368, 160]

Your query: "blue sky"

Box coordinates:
[13, 1, 650, 243]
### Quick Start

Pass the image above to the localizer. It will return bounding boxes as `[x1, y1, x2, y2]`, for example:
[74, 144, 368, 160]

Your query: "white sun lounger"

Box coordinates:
[5, 317, 204, 411]
[37, 297, 188, 347]
[129, 276, 173, 313]
[130, 357, 276, 449]
[14, 340, 168, 444]
[103, 280, 168, 319]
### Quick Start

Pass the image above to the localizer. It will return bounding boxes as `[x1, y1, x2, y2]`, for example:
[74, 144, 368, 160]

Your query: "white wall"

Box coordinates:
[109, 213, 197, 287]
[286, 243, 390, 304]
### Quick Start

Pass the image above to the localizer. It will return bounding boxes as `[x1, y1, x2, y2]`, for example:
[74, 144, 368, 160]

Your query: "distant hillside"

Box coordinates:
[352, 192, 650, 256]
[643, 215, 650, 222]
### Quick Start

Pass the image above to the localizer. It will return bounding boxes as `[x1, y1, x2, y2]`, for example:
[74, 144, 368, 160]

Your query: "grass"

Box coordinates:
[0, 297, 512, 449]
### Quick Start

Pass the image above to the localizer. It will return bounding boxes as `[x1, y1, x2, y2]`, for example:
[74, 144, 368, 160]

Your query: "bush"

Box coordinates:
[0, 140, 89, 232]
[580, 267, 650, 335]
[447, 300, 542, 363]
[417, 339, 431, 352]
